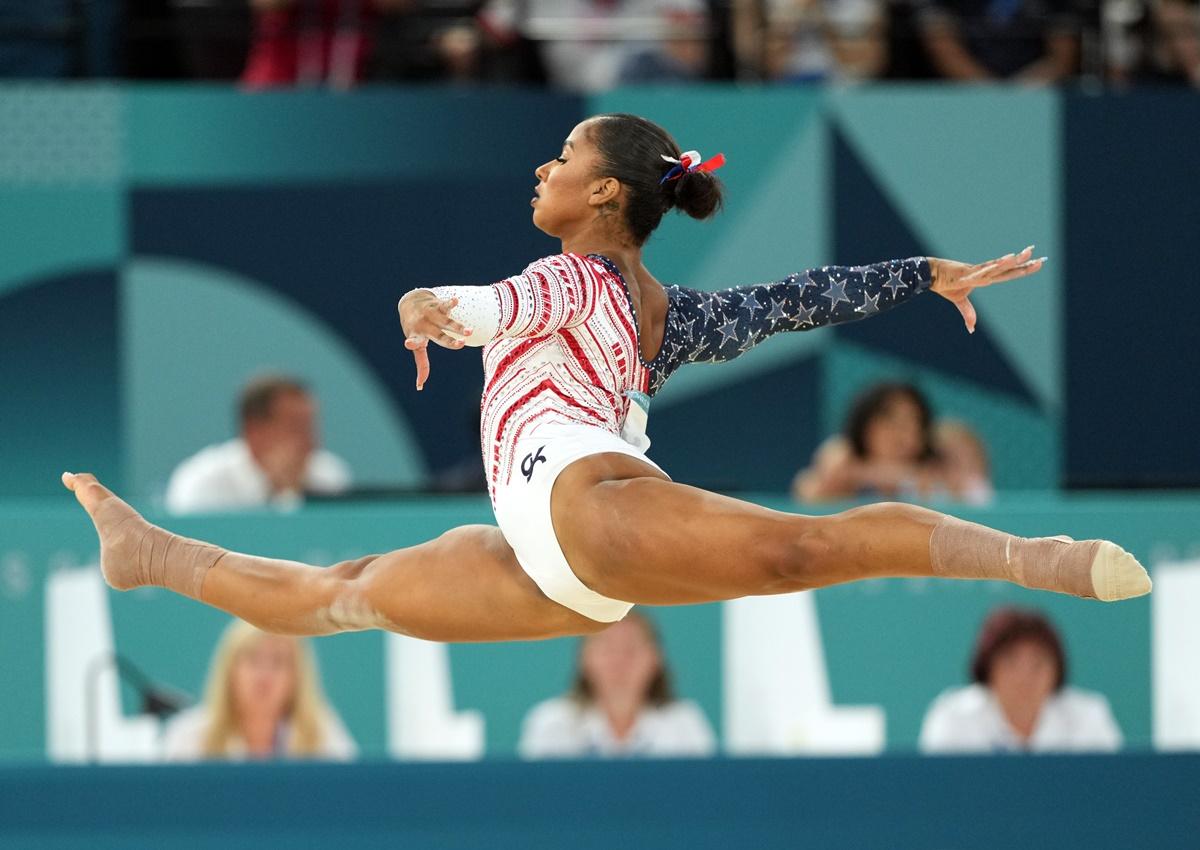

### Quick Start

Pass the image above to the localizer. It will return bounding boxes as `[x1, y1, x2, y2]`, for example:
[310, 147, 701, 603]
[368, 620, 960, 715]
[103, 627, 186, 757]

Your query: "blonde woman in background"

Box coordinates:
[161, 619, 356, 761]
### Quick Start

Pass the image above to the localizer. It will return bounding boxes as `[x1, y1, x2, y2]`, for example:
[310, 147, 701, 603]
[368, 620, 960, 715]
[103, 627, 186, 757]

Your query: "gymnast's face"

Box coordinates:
[531, 120, 616, 238]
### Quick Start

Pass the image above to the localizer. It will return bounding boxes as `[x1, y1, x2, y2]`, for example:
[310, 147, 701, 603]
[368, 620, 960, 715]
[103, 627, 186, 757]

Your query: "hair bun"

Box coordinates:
[670, 170, 724, 220]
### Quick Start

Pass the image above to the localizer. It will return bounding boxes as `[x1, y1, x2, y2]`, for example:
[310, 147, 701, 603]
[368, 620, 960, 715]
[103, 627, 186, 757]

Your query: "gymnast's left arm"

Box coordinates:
[667, 246, 1044, 366]
[666, 257, 932, 366]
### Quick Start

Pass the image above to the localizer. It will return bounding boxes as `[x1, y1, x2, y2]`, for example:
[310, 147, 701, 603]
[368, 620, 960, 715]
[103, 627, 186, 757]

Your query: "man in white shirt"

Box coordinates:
[165, 375, 352, 515]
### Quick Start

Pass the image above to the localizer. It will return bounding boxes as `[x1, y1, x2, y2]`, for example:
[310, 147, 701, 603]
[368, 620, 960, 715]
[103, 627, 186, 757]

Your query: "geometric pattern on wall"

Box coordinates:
[10, 87, 1198, 493]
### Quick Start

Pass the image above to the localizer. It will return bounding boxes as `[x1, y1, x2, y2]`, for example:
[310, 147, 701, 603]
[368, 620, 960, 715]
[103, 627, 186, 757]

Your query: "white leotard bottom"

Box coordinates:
[493, 421, 666, 623]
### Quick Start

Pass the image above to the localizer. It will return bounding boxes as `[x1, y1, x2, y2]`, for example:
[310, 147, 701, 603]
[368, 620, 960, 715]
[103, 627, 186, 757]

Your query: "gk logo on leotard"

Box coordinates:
[521, 446, 547, 482]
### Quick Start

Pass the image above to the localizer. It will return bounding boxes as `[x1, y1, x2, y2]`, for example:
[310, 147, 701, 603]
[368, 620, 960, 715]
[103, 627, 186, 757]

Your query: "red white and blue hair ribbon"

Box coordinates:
[659, 150, 726, 185]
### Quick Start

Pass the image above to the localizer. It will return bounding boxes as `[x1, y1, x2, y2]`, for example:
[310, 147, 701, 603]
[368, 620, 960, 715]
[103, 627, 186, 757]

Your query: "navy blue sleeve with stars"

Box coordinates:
[646, 258, 932, 396]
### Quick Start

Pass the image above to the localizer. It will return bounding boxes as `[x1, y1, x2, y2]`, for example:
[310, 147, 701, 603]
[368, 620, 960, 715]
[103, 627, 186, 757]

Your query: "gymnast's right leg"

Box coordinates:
[62, 473, 603, 642]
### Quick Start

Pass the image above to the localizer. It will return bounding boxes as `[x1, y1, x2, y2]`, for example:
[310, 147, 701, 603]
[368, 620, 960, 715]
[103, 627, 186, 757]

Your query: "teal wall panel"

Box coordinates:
[5, 85, 1192, 494]
[0, 273, 123, 498]
[126, 87, 585, 184]
[0, 188, 124, 298]
[829, 88, 1063, 411]
[2, 756, 1198, 850]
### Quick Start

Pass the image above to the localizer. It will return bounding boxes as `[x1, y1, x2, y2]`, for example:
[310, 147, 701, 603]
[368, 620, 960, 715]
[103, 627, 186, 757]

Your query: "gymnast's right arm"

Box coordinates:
[397, 254, 596, 388]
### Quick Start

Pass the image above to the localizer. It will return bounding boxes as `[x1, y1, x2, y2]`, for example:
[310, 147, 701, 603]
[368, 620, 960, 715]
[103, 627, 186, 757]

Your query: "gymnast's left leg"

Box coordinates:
[62, 473, 604, 641]
[550, 459, 1152, 607]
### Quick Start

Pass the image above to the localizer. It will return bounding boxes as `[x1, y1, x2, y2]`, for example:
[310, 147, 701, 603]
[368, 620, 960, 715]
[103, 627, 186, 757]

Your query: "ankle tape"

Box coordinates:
[929, 516, 1097, 598]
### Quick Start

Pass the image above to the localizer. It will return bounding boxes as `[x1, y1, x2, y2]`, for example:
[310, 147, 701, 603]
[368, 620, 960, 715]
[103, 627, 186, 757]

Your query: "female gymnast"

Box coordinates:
[63, 114, 1150, 641]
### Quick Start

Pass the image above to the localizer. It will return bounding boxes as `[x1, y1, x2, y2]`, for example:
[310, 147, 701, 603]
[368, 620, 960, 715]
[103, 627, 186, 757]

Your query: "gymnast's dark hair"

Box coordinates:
[842, 381, 937, 462]
[586, 113, 724, 245]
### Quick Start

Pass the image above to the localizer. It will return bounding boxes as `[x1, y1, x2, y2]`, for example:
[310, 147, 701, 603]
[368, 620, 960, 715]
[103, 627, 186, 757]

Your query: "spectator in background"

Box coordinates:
[369, 1, 518, 83]
[519, 612, 716, 757]
[792, 382, 940, 503]
[917, 0, 1079, 83]
[934, 419, 994, 505]
[733, 0, 889, 82]
[165, 374, 351, 514]
[0, 0, 84, 77]
[242, 0, 387, 88]
[617, 3, 711, 83]
[1150, 0, 1200, 85]
[476, 0, 711, 92]
[161, 619, 357, 761]
[919, 607, 1122, 753]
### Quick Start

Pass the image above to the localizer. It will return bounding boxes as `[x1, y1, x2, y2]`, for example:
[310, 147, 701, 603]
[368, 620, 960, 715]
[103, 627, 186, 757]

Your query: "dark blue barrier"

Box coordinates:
[2, 755, 1198, 849]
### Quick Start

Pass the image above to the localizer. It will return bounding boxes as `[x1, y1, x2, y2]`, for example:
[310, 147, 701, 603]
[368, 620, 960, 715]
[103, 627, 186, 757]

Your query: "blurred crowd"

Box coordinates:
[1, 0, 1197, 88]
[156, 603, 1119, 762]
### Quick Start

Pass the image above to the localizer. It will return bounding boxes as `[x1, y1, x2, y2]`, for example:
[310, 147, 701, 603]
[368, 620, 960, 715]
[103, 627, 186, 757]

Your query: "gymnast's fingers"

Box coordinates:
[987, 257, 1047, 284]
[964, 254, 1015, 282]
[411, 314, 467, 342]
[966, 256, 1046, 289]
[985, 246, 1034, 278]
[429, 332, 467, 350]
[405, 337, 431, 390]
[956, 296, 977, 334]
[433, 298, 472, 337]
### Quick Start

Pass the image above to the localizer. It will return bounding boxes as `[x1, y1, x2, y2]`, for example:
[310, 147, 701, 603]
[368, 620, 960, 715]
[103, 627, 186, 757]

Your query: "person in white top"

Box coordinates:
[164, 374, 352, 515]
[478, 0, 709, 93]
[520, 611, 715, 757]
[919, 606, 1122, 754]
[161, 618, 357, 762]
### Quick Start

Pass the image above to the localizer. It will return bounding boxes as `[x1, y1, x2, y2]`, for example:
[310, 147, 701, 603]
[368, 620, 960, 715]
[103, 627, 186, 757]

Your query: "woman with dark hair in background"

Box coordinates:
[792, 382, 938, 503]
[792, 382, 994, 504]
[919, 606, 1122, 753]
[64, 112, 1149, 648]
[519, 611, 715, 758]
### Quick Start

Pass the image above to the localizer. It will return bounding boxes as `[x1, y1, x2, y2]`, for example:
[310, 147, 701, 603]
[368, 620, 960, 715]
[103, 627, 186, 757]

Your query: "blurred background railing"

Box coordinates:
[2, 0, 1198, 88]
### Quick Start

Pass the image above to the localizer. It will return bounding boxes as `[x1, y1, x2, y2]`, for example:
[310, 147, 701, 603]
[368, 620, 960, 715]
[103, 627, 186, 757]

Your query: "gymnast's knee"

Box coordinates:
[315, 555, 389, 633]
[326, 554, 381, 582]
[768, 516, 838, 588]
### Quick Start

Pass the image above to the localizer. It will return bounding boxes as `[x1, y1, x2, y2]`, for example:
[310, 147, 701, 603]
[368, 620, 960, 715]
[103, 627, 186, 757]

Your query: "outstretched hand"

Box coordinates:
[929, 245, 1046, 334]
[397, 290, 473, 391]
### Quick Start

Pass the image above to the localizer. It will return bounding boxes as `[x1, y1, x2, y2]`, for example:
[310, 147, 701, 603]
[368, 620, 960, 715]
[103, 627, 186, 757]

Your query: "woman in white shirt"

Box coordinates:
[161, 618, 356, 762]
[520, 611, 715, 758]
[919, 606, 1122, 754]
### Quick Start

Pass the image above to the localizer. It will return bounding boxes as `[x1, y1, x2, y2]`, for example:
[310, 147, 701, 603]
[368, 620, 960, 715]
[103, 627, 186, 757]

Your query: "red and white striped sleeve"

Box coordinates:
[422, 254, 600, 347]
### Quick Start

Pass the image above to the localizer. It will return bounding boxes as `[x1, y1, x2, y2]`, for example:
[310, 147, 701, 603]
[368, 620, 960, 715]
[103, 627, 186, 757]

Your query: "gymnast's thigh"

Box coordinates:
[554, 472, 818, 606]
[356, 525, 608, 642]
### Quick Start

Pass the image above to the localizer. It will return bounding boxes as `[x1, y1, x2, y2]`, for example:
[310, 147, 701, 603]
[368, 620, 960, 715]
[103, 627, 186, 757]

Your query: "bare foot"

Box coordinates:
[62, 472, 155, 590]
